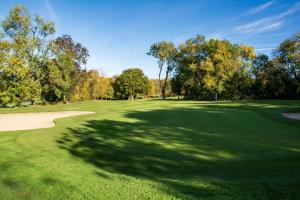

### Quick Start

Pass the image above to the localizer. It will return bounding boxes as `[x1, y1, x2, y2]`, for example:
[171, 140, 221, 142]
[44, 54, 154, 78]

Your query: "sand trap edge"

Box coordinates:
[0, 111, 95, 132]
[282, 113, 300, 121]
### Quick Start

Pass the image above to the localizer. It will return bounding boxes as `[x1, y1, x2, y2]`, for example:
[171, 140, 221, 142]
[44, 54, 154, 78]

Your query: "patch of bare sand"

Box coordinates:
[283, 113, 300, 121]
[0, 111, 95, 132]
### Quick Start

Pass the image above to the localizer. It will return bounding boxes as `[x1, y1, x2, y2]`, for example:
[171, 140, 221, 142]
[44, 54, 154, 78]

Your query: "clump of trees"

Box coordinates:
[251, 34, 300, 99]
[71, 70, 114, 101]
[0, 5, 114, 107]
[148, 33, 300, 100]
[114, 68, 151, 99]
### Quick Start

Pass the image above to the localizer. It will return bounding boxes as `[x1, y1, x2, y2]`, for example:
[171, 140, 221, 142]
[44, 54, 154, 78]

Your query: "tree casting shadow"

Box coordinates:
[57, 106, 300, 199]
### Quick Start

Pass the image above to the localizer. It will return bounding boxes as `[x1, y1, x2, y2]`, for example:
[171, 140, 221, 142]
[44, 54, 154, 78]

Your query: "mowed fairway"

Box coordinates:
[0, 100, 300, 200]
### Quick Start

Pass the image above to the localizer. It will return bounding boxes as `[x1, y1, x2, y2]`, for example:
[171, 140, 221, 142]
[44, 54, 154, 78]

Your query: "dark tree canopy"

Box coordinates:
[53, 34, 89, 68]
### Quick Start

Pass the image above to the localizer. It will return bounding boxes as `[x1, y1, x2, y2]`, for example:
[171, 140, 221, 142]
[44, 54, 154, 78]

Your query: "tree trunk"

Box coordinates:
[162, 70, 169, 99]
[158, 65, 163, 99]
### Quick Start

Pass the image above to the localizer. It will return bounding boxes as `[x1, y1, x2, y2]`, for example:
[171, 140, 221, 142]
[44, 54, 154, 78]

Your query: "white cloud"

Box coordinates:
[246, 1, 275, 15]
[277, 1, 300, 18]
[43, 0, 57, 21]
[207, 31, 227, 39]
[234, 1, 300, 34]
[234, 18, 283, 33]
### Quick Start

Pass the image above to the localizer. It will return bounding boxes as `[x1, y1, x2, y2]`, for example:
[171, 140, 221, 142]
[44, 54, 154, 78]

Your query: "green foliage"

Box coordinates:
[114, 68, 150, 99]
[0, 5, 91, 106]
[148, 41, 177, 99]
[41, 34, 90, 103]
[0, 5, 54, 105]
[107, 85, 114, 99]
[275, 33, 300, 96]
[1, 5, 299, 105]
[41, 50, 74, 102]
[173, 35, 255, 99]
[149, 32, 300, 100]
[251, 32, 300, 99]
[70, 70, 114, 101]
[0, 91, 10, 106]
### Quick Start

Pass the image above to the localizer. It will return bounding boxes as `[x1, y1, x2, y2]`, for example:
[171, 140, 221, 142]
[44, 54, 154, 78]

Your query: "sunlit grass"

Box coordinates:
[0, 100, 299, 199]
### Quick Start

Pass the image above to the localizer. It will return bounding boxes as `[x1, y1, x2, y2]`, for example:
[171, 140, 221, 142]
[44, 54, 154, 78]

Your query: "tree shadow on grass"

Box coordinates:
[57, 106, 300, 199]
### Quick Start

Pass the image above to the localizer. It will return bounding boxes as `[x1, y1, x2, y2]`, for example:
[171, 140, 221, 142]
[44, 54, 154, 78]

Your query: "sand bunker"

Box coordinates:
[0, 111, 94, 132]
[283, 113, 300, 121]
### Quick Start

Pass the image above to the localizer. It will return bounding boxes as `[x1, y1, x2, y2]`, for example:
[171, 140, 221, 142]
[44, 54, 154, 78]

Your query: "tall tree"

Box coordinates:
[252, 54, 290, 98]
[0, 5, 93, 105]
[148, 41, 177, 99]
[0, 5, 55, 105]
[177, 35, 207, 99]
[275, 32, 300, 97]
[224, 45, 255, 100]
[41, 35, 89, 102]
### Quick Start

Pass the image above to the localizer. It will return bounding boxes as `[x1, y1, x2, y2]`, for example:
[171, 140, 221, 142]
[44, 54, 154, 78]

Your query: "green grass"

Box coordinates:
[0, 100, 300, 199]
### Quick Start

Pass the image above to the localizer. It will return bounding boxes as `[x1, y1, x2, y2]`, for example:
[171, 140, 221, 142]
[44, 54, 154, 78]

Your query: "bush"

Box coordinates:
[19, 102, 32, 107]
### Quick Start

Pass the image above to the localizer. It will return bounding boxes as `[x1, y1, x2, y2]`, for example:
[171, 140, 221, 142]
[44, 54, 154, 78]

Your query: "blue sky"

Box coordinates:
[0, 0, 299, 78]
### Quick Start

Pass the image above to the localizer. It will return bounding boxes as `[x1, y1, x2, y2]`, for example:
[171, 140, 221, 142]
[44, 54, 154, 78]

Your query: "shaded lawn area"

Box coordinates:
[0, 100, 300, 199]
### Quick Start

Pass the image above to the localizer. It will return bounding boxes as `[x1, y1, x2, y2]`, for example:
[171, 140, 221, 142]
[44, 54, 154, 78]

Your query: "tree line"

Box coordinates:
[148, 33, 300, 100]
[0, 5, 299, 107]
